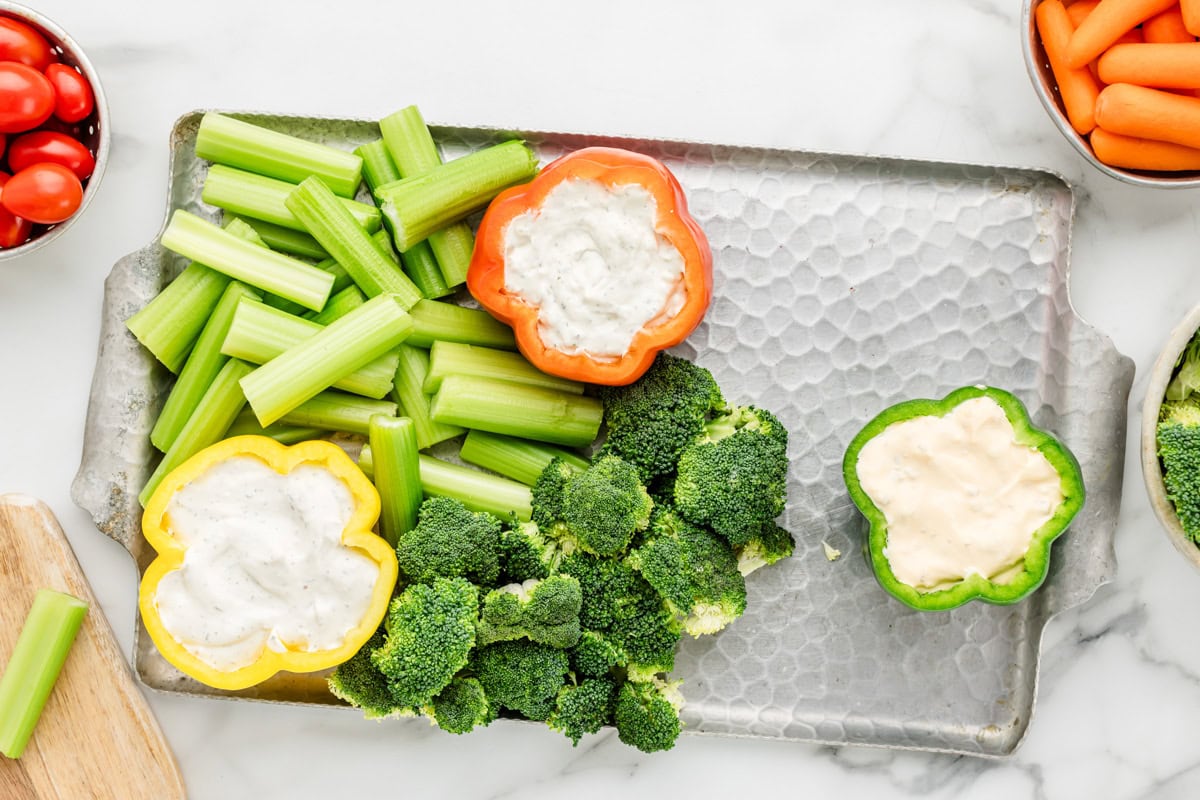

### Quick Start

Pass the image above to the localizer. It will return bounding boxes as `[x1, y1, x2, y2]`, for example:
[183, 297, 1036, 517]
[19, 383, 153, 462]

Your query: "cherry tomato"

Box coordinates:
[0, 17, 54, 71]
[0, 172, 33, 248]
[0, 62, 54, 133]
[45, 64, 93, 123]
[7, 130, 94, 180]
[1, 162, 82, 224]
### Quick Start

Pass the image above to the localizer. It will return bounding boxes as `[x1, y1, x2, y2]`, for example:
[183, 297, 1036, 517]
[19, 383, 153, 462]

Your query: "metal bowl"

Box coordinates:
[1021, 0, 1200, 188]
[1142, 305, 1200, 573]
[0, 1, 109, 260]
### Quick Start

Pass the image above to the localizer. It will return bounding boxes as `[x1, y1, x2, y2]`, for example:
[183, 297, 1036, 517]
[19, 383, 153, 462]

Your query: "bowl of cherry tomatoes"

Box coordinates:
[0, 1, 107, 259]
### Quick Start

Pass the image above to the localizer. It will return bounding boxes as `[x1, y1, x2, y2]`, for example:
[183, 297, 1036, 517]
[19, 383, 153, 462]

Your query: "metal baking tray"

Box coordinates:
[71, 111, 1134, 756]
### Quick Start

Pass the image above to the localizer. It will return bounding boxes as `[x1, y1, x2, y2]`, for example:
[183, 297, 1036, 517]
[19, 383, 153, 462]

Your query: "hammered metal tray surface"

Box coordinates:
[71, 112, 1134, 756]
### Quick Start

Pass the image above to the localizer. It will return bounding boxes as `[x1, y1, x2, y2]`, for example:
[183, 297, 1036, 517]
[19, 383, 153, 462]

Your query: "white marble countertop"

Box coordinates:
[3, 0, 1200, 797]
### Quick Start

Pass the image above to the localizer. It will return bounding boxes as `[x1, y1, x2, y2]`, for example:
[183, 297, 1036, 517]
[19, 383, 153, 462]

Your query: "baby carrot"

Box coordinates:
[1038, 0, 1102, 133]
[1067, 0, 1100, 27]
[1144, 6, 1195, 41]
[1094, 82, 1200, 148]
[1098, 42, 1200, 86]
[1183, 0, 1200, 36]
[1090, 127, 1200, 169]
[1065, 0, 1177, 67]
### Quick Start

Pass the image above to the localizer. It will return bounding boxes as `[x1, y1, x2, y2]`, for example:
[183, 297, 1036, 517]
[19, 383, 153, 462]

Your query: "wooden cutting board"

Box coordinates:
[0, 494, 185, 800]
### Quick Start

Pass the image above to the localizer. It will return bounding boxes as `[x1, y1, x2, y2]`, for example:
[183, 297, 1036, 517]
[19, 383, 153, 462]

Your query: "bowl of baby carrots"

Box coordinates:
[1024, 0, 1200, 186]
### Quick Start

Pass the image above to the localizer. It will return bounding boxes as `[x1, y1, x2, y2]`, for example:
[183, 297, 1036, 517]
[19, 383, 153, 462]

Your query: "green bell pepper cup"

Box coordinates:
[842, 385, 1085, 611]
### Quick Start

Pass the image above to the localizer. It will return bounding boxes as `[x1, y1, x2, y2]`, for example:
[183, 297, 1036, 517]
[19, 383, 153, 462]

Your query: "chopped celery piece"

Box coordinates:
[0, 589, 87, 759]
[368, 415, 422, 545]
[239, 293, 413, 426]
[391, 344, 465, 450]
[286, 176, 421, 308]
[400, 241, 453, 299]
[230, 215, 329, 260]
[196, 112, 363, 197]
[427, 224, 475, 288]
[203, 164, 380, 233]
[221, 297, 397, 399]
[425, 341, 584, 395]
[459, 430, 589, 486]
[221, 215, 267, 246]
[308, 285, 366, 325]
[126, 263, 230, 374]
[278, 391, 396, 435]
[151, 281, 261, 452]
[226, 407, 325, 444]
[408, 299, 516, 350]
[161, 210, 334, 312]
[430, 374, 603, 448]
[418, 454, 533, 521]
[375, 140, 539, 250]
[140, 358, 253, 505]
[355, 139, 401, 192]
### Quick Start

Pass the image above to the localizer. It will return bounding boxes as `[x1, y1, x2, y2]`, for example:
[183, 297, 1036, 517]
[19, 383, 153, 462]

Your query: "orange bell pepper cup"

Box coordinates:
[466, 147, 713, 386]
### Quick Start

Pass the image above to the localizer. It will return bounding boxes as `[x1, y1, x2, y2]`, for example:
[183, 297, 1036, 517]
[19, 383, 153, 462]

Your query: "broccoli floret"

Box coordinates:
[427, 676, 493, 735]
[472, 641, 571, 721]
[1158, 400, 1200, 542]
[628, 509, 747, 637]
[328, 627, 415, 720]
[569, 630, 626, 678]
[614, 677, 685, 753]
[673, 405, 789, 546]
[532, 457, 575, 531]
[547, 676, 618, 745]
[498, 520, 563, 583]
[396, 497, 502, 585]
[371, 578, 478, 708]
[735, 522, 797, 576]
[598, 353, 727, 481]
[561, 455, 653, 557]
[476, 576, 583, 649]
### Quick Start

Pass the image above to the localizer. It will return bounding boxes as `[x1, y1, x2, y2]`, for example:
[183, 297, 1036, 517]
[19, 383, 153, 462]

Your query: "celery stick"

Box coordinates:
[286, 177, 421, 307]
[376, 140, 539, 251]
[418, 454, 533, 521]
[239, 294, 413, 426]
[196, 112, 363, 197]
[430, 375, 603, 448]
[203, 164, 380, 233]
[221, 297, 397, 399]
[378, 105, 476, 286]
[278, 391, 397, 435]
[221, 215, 267, 246]
[126, 263, 230, 374]
[368, 415, 422, 545]
[161, 210, 334, 312]
[0, 590, 87, 759]
[408, 299, 516, 350]
[400, 242, 453, 299]
[391, 344, 465, 450]
[140, 359, 253, 505]
[355, 139, 401, 192]
[151, 281, 261, 452]
[308, 285, 366, 325]
[231, 216, 329, 260]
[459, 429, 589, 486]
[226, 407, 325, 444]
[425, 341, 584, 395]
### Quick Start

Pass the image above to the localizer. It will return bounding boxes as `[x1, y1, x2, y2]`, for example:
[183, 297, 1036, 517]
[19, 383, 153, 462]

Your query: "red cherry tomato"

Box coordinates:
[44, 64, 93, 123]
[1, 162, 82, 224]
[7, 130, 95, 180]
[0, 62, 54, 133]
[0, 17, 54, 71]
[0, 172, 33, 248]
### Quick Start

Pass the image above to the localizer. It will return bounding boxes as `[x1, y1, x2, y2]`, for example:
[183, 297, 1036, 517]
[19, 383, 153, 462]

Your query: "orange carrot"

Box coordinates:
[1065, 0, 1177, 67]
[1090, 127, 1200, 169]
[1067, 0, 1101, 27]
[1183, 0, 1200, 36]
[1144, 6, 1195, 41]
[1038, 0, 1103, 133]
[1098, 42, 1200, 86]
[1094, 82, 1200, 148]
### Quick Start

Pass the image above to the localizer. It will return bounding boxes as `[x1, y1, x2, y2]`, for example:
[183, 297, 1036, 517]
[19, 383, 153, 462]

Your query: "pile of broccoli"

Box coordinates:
[329, 353, 795, 752]
[1159, 332, 1200, 543]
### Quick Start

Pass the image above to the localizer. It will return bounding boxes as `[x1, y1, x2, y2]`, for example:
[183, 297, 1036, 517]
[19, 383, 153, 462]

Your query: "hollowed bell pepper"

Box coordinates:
[138, 435, 398, 690]
[467, 146, 712, 386]
[842, 386, 1085, 611]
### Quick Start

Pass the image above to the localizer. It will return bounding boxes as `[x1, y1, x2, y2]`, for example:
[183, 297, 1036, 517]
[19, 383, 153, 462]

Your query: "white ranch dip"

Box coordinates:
[152, 455, 381, 672]
[855, 396, 1064, 591]
[502, 178, 686, 359]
